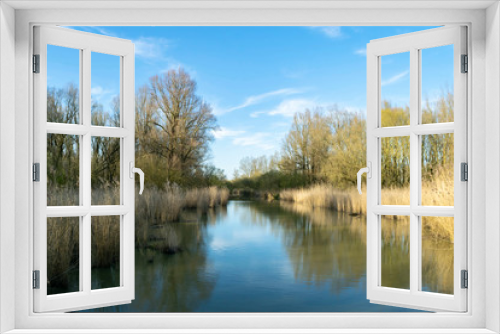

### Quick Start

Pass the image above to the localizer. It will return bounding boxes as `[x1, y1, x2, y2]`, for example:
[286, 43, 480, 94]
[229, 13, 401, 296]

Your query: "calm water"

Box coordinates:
[85, 200, 453, 312]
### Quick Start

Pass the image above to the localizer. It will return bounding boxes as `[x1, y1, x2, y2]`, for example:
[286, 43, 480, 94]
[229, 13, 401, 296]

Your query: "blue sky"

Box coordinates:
[49, 26, 453, 178]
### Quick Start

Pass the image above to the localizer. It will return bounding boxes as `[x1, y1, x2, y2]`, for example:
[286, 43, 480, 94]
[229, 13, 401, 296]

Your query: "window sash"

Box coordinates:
[366, 26, 467, 312]
[33, 25, 136, 313]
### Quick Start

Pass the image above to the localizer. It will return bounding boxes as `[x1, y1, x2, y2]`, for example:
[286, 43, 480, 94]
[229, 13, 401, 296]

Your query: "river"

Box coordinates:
[85, 200, 453, 312]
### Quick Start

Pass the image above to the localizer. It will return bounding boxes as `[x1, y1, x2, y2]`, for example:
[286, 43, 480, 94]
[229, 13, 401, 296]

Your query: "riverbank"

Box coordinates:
[47, 185, 229, 292]
[279, 171, 454, 242]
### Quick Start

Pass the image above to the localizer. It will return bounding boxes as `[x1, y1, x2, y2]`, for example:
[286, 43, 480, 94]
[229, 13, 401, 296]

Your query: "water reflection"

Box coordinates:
[85, 200, 452, 312]
[84, 212, 218, 312]
[247, 201, 368, 295]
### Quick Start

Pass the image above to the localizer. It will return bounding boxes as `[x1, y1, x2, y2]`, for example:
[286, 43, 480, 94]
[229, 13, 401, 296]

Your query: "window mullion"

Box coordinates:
[409, 47, 420, 294]
[82, 48, 92, 294]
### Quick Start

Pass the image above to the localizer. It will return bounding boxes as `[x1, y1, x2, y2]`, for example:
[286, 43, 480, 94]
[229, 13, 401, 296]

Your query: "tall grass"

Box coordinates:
[47, 217, 79, 292]
[136, 185, 186, 223]
[91, 216, 120, 268]
[280, 170, 455, 241]
[47, 184, 229, 290]
[280, 185, 366, 215]
[184, 187, 229, 211]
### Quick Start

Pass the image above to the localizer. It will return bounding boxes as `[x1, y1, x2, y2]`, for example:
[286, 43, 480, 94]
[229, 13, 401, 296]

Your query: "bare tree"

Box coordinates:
[148, 68, 218, 183]
[280, 108, 330, 182]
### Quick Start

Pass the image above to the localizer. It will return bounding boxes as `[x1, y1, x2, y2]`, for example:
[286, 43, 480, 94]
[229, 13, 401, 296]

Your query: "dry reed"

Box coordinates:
[280, 170, 455, 241]
[47, 184, 229, 289]
[47, 217, 79, 291]
[280, 185, 366, 215]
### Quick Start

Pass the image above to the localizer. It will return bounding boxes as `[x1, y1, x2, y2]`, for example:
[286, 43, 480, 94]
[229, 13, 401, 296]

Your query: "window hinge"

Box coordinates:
[33, 163, 40, 182]
[461, 162, 468, 182]
[33, 270, 40, 289]
[461, 54, 468, 73]
[461, 270, 468, 289]
[33, 54, 40, 73]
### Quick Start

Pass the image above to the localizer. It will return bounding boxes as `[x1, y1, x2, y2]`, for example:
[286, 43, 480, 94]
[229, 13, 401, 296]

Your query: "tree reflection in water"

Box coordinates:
[250, 202, 452, 295]
[81, 201, 452, 313]
[82, 211, 219, 312]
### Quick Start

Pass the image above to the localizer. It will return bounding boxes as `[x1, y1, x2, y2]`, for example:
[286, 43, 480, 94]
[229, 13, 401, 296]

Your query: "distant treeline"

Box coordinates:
[47, 66, 454, 195]
[231, 92, 454, 192]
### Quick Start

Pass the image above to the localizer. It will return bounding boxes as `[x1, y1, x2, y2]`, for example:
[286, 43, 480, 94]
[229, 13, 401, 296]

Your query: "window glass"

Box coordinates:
[47, 217, 80, 295]
[381, 136, 410, 205]
[421, 45, 454, 124]
[91, 137, 120, 206]
[381, 215, 410, 290]
[47, 134, 80, 206]
[91, 216, 121, 290]
[421, 216, 454, 294]
[421, 134, 454, 206]
[381, 52, 410, 127]
[47, 45, 80, 124]
[91, 52, 121, 127]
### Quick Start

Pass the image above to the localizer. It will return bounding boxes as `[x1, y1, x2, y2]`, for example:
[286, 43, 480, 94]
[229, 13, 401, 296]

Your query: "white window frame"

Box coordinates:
[366, 26, 467, 312]
[33, 25, 136, 313]
[1, 1, 499, 333]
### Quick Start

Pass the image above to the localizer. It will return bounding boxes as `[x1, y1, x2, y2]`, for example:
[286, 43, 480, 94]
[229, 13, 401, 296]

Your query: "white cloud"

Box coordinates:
[309, 26, 342, 39]
[163, 60, 193, 73]
[68, 27, 171, 62]
[268, 99, 316, 117]
[354, 48, 367, 56]
[71, 26, 116, 37]
[217, 88, 301, 115]
[133, 37, 170, 60]
[91, 86, 112, 96]
[250, 111, 266, 118]
[381, 70, 409, 86]
[212, 127, 246, 139]
[232, 133, 275, 151]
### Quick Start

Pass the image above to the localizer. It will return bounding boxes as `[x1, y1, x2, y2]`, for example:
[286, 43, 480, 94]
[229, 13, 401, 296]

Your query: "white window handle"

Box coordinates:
[129, 162, 145, 195]
[357, 162, 372, 195]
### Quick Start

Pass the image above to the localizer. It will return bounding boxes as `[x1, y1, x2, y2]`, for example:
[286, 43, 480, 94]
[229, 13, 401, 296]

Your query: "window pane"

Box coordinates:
[91, 216, 120, 290]
[47, 134, 80, 206]
[421, 45, 454, 124]
[380, 52, 410, 127]
[47, 45, 80, 124]
[421, 217, 454, 294]
[91, 137, 120, 205]
[381, 215, 410, 290]
[421, 133, 454, 206]
[47, 217, 80, 295]
[381, 136, 410, 205]
[91, 52, 121, 127]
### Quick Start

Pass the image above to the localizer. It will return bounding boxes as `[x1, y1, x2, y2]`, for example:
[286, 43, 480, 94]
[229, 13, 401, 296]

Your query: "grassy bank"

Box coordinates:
[279, 170, 454, 242]
[135, 185, 229, 251]
[280, 185, 366, 215]
[135, 185, 229, 224]
[47, 185, 229, 291]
